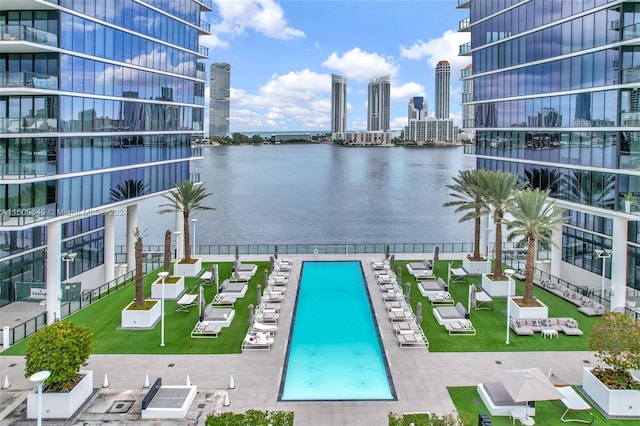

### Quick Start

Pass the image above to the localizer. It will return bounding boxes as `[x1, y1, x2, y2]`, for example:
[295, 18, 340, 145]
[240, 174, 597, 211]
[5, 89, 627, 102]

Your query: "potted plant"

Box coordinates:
[151, 229, 184, 299]
[504, 188, 565, 318]
[444, 169, 490, 274]
[159, 180, 214, 276]
[623, 193, 635, 214]
[583, 311, 640, 416]
[121, 227, 160, 328]
[474, 171, 525, 296]
[25, 321, 94, 419]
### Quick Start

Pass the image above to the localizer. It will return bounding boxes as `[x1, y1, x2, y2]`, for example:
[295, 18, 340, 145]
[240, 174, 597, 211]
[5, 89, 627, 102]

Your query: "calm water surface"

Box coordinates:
[118, 144, 475, 245]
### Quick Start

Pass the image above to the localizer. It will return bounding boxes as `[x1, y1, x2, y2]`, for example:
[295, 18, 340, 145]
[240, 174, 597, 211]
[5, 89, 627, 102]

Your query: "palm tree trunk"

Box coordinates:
[135, 237, 144, 308]
[473, 214, 481, 259]
[522, 235, 536, 305]
[494, 214, 503, 279]
[183, 210, 191, 262]
[164, 230, 171, 273]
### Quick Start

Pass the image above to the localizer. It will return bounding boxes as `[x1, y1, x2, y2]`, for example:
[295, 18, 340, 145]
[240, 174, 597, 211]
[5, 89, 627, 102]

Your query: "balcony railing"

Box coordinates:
[622, 112, 640, 126]
[461, 67, 472, 78]
[195, 0, 214, 11]
[190, 172, 201, 183]
[622, 67, 640, 84]
[197, 44, 209, 58]
[623, 23, 640, 41]
[1, 161, 56, 179]
[196, 70, 206, 80]
[198, 20, 211, 33]
[458, 17, 470, 31]
[194, 95, 205, 105]
[0, 202, 56, 227]
[459, 42, 472, 55]
[0, 117, 57, 133]
[463, 144, 476, 155]
[457, 0, 471, 8]
[191, 147, 203, 158]
[0, 24, 58, 46]
[0, 71, 58, 90]
[462, 93, 473, 103]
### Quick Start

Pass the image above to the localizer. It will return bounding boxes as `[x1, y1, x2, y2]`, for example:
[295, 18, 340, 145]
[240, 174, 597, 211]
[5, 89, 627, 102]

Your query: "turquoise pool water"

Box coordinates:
[279, 261, 395, 400]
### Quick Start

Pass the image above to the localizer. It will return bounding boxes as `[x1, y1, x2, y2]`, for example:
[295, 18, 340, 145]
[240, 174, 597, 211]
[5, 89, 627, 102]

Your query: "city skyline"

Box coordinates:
[200, 0, 470, 133]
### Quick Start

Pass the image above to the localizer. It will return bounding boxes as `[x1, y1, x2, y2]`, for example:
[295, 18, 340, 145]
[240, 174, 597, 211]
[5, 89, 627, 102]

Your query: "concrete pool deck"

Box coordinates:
[0, 254, 597, 425]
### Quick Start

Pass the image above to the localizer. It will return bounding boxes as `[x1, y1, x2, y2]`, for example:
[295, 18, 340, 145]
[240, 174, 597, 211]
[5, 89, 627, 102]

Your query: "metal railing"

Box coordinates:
[198, 45, 209, 57]
[0, 160, 56, 179]
[0, 71, 58, 89]
[459, 42, 471, 55]
[2, 262, 160, 347]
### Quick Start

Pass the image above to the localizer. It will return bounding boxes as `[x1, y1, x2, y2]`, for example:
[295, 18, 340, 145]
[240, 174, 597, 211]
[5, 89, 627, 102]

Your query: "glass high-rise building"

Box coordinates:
[0, 0, 209, 320]
[209, 62, 230, 137]
[331, 74, 347, 134]
[435, 60, 450, 119]
[458, 0, 640, 310]
[367, 75, 390, 131]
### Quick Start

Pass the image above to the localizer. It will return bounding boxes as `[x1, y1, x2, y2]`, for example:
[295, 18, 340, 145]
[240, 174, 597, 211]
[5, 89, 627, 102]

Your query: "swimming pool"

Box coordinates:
[279, 261, 395, 400]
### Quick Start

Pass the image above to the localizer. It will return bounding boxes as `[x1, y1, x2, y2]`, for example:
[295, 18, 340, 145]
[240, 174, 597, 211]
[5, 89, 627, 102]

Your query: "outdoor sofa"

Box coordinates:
[535, 279, 606, 316]
[418, 277, 448, 296]
[432, 302, 468, 325]
[509, 317, 583, 336]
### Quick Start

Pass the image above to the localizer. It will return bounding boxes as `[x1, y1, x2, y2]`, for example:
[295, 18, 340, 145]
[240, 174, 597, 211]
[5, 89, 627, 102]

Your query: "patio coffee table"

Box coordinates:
[542, 329, 558, 339]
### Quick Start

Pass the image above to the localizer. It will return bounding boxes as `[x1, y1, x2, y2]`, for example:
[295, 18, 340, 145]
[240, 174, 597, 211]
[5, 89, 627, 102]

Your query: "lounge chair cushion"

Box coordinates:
[483, 382, 519, 405]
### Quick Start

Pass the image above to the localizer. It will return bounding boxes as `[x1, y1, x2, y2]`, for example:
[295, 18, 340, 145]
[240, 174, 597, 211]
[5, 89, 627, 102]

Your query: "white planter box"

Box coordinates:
[482, 274, 516, 297]
[151, 276, 185, 300]
[582, 367, 640, 416]
[463, 257, 490, 275]
[121, 299, 161, 328]
[27, 370, 93, 419]
[508, 297, 548, 319]
[173, 258, 202, 277]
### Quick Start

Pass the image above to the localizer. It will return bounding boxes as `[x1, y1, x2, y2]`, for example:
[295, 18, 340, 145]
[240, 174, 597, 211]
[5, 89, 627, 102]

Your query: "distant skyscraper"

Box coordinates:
[435, 60, 450, 119]
[331, 74, 347, 134]
[408, 97, 427, 121]
[209, 63, 230, 137]
[367, 75, 391, 131]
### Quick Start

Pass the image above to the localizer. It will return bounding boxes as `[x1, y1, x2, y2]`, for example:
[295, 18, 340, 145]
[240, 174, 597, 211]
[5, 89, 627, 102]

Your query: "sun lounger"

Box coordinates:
[444, 319, 476, 335]
[218, 280, 248, 297]
[191, 321, 221, 338]
[429, 292, 455, 305]
[418, 278, 448, 296]
[242, 332, 274, 351]
[388, 307, 415, 322]
[475, 290, 493, 310]
[234, 263, 257, 274]
[407, 259, 432, 271]
[202, 306, 235, 327]
[382, 289, 404, 301]
[393, 321, 421, 333]
[414, 269, 436, 280]
[433, 302, 469, 325]
[211, 293, 237, 306]
[556, 385, 594, 423]
[255, 308, 279, 324]
[396, 330, 428, 348]
[450, 266, 468, 283]
[199, 270, 213, 286]
[175, 293, 198, 312]
[251, 321, 278, 334]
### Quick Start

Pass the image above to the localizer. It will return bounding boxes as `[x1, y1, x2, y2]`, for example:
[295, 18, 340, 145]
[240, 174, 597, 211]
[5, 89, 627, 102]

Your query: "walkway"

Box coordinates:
[0, 254, 599, 425]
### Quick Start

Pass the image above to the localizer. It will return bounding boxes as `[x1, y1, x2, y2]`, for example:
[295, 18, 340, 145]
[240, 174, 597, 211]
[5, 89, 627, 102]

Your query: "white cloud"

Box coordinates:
[229, 69, 331, 131]
[399, 29, 471, 79]
[322, 48, 399, 82]
[391, 81, 425, 102]
[390, 116, 408, 130]
[212, 0, 305, 40]
[201, 33, 230, 50]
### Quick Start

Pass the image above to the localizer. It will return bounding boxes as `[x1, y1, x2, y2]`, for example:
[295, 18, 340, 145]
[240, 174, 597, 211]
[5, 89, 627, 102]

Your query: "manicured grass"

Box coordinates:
[398, 260, 601, 352]
[2, 262, 269, 355]
[448, 386, 637, 425]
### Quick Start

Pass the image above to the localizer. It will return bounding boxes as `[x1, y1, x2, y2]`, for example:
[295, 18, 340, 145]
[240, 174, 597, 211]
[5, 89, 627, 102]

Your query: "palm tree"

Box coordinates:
[110, 179, 149, 202]
[506, 188, 566, 305]
[473, 170, 524, 280]
[444, 169, 488, 260]
[132, 226, 145, 308]
[158, 180, 214, 262]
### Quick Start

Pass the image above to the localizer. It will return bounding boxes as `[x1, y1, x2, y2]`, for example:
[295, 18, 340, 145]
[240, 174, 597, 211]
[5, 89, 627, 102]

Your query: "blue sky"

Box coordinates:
[201, 0, 471, 133]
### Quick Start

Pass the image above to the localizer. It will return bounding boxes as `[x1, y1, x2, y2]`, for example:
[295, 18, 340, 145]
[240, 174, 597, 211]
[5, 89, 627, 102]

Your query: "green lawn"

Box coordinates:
[448, 386, 637, 425]
[2, 262, 269, 355]
[397, 260, 601, 352]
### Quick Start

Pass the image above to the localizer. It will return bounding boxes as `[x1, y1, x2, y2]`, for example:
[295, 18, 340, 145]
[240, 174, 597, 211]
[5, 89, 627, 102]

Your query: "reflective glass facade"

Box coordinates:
[0, 0, 208, 306]
[460, 0, 640, 289]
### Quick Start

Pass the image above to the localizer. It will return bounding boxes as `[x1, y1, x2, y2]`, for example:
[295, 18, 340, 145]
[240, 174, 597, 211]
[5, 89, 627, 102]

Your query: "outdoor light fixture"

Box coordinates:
[594, 249, 611, 299]
[158, 271, 169, 347]
[29, 370, 51, 426]
[61, 252, 77, 281]
[504, 269, 516, 345]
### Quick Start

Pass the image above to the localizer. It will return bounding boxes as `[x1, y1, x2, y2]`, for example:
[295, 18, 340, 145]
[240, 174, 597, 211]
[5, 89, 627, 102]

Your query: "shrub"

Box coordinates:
[25, 321, 93, 392]
[206, 409, 294, 425]
[589, 311, 640, 390]
[388, 411, 470, 426]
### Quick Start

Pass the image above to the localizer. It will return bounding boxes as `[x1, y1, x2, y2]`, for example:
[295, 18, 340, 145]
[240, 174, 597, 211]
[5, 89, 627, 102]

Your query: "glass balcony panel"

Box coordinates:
[0, 71, 58, 89]
[0, 24, 58, 46]
[0, 118, 57, 133]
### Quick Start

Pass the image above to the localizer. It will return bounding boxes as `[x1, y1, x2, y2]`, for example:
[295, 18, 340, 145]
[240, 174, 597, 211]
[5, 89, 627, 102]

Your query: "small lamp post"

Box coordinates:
[504, 268, 515, 345]
[158, 271, 169, 347]
[61, 252, 77, 281]
[191, 218, 198, 256]
[594, 249, 611, 300]
[485, 227, 493, 270]
[29, 370, 51, 426]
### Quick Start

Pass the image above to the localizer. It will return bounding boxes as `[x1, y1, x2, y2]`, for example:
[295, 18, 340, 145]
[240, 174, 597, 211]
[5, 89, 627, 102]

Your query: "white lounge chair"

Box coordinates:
[396, 330, 428, 348]
[191, 321, 221, 338]
[242, 332, 274, 351]
[175, 293, 198, 312]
